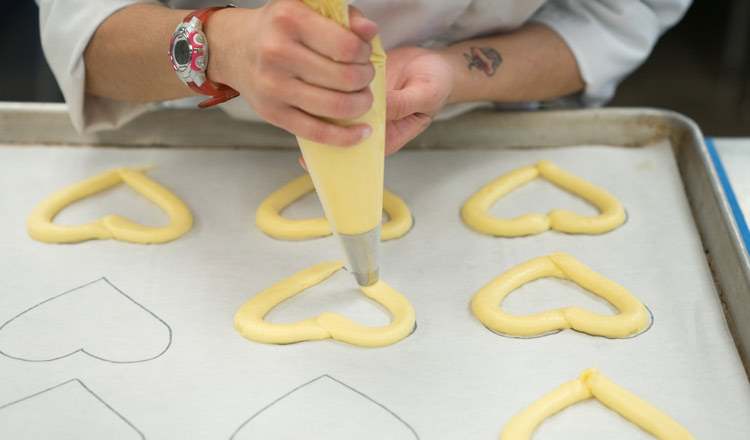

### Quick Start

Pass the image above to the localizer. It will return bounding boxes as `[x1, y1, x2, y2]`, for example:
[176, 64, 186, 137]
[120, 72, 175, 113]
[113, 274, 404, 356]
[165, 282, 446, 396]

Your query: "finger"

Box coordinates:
[299, 156, 308, 171]
[385, 114, 432, 156]
[277, 106, 372, 147]
[286, 78, 374, 120]
[289, 43, 375, 92]
[349, 6, 379, 43]
[386, 85, 438, 121]
[294, 5, 372, 63]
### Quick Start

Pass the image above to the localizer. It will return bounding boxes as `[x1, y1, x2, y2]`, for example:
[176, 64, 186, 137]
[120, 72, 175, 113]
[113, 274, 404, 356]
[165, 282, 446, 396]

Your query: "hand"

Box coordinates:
[207, 1, 379, 146]
[385, 46, 455, 156]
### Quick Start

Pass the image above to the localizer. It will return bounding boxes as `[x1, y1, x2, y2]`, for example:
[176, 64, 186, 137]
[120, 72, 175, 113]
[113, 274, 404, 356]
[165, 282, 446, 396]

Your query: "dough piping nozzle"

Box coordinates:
[337, 225, 381, 286]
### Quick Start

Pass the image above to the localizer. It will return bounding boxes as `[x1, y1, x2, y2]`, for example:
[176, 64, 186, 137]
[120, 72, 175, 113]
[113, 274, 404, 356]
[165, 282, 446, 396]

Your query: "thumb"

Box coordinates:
[387, 86, 433, 121]
[386, 113, 432, 155]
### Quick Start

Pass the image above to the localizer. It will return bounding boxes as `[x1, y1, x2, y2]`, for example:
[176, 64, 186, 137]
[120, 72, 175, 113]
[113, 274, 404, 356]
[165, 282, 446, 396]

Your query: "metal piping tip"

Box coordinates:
[352, 267, 379, 287]
[336, 225, 381, 286]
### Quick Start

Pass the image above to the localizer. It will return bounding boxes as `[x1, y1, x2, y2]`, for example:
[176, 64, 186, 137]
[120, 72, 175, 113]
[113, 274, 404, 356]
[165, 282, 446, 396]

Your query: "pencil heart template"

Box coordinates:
[231, 375, 419, 439]
[0, 379, 144, 439]
[0, 278, 171, 363]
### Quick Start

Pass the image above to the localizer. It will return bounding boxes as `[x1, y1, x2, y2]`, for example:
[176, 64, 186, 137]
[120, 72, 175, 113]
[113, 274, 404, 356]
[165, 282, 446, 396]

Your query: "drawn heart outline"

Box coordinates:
[230, 374, 419, 439]
[0, 378, 145, 439]
[0, 277, 172, 363]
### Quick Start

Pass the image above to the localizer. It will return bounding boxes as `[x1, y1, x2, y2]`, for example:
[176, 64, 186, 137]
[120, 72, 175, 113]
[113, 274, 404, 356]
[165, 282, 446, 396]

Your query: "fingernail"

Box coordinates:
[360, 125, 373, 142]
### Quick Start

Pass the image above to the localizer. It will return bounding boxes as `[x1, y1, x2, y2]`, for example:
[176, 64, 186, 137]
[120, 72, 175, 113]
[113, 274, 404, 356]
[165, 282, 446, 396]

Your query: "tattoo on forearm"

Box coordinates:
[463, 47, 502, 77]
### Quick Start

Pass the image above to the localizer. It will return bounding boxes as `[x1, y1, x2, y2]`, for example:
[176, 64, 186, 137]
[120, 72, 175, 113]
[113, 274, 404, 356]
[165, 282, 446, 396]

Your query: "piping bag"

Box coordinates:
[296, 0, 385, 286]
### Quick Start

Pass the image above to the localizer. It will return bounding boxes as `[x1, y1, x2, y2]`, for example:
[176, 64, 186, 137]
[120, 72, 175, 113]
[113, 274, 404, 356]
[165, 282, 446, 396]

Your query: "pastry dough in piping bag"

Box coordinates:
[255, 174, 413, 241]
[296, 0, 387, 236]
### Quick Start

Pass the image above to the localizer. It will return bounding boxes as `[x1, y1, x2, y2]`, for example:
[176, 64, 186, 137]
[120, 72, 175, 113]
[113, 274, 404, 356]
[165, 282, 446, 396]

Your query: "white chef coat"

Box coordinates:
[35, 0, 691, 133]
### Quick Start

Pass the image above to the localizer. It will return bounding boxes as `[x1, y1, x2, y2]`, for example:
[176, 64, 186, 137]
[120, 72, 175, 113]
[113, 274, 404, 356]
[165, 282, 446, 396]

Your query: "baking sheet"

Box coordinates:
[0, 141, 748, 439]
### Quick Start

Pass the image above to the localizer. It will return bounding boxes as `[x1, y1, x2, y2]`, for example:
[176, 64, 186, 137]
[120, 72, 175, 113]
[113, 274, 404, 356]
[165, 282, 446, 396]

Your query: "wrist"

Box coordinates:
[169, 6, 240, 107]
[435, 46, 471, 104]
[203, 7, 244, 87]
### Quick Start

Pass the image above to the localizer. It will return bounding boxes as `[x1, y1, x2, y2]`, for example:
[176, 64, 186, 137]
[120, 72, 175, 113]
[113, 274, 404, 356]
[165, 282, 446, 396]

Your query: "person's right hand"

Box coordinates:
[207, 0, 379, 146]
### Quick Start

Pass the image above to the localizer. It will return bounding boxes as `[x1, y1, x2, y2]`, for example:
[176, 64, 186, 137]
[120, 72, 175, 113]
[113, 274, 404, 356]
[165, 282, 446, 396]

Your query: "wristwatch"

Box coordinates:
[169, 6, 239, 108]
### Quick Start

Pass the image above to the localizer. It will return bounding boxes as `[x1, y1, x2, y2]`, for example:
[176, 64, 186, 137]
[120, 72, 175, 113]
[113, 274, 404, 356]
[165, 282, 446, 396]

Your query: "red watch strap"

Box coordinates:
[184, 6, 226, 23]
[188, 82, 240, 109]
[185, 6, 239, 108]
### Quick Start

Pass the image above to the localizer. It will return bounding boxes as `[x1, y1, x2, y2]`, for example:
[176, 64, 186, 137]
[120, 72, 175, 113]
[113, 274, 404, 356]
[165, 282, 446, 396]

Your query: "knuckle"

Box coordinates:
[269, 3, 300, 31]
[357, 90, 374, 114]
[340, 65, 366, 90]
[330, 95, 354, 118]
[255, 73, 277, 95]
[337, 37, 363, 62]
[363, 64, 375, 84]
[391, 96, 408, 119]
[332, 92, 372, 119]
[307, 123, 332, 144]
[258, 39, 285, 63]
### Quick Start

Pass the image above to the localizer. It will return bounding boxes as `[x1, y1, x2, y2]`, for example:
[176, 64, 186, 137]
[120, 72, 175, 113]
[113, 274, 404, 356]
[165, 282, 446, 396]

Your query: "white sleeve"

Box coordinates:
[36, 0, 161, 133]
[530, 0, 691, 106]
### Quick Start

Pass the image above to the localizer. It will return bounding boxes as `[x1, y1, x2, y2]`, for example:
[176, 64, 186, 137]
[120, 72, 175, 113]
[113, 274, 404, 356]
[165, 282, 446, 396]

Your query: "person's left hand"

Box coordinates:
[385, 46, 455, 156]
[298, 45, 454, 169]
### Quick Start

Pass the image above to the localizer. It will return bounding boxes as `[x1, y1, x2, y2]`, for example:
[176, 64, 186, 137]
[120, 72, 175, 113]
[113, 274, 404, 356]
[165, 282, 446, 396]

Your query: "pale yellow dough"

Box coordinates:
[461, 160, 626, 236]
[296, 0, 386, 236]
[471, 252, 649, 338]
[27, 167, 192, 244]
[234, 261, 416, 348]
[255, 174, 412, 241]
[501, 367, 694, 440]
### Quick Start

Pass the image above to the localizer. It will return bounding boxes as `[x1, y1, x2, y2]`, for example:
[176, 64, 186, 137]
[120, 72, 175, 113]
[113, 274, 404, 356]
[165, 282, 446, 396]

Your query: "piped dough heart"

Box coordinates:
[471, 252, 649, 338]
[234, 261, 415, 348]
[27, 167, 192, 244]
[461, 160, 626, 236]
[255, 174, 413, 241]
[500, 367, 694, 440]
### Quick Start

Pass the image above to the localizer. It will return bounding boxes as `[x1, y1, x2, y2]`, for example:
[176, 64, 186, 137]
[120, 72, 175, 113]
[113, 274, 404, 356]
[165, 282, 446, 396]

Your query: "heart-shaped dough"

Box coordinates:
[234, 261, 415, 347]
[27, 167, 192, 244]
[461, 160, 625, 236]
[255, 174, 412, 241]
[471, 252, 649, 338]
[500, 367, 694, 440]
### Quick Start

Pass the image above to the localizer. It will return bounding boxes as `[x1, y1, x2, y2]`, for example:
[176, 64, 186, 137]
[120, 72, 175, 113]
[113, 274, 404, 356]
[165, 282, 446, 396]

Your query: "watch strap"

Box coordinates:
[188, 82, 240, 109]
[184, 6, 227, 23]
[183, 6, 239, 108]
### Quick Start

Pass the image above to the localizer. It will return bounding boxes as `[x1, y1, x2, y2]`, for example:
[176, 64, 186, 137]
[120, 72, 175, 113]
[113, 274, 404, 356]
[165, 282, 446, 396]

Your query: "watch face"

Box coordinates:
[174, 39, 191, 66]
[170, 21, 208, 85]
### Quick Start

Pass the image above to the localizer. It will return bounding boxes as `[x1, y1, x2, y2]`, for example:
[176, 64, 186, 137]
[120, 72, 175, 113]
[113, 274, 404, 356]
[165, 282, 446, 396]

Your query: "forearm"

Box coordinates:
[84, 3, 193, 101]
[440, 22, 584, 104]
[85, 1, 376, 146]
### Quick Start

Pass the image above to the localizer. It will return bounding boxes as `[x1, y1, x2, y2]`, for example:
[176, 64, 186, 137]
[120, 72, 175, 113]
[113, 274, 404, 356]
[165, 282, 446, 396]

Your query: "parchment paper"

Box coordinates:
[0, 141, 748, 439]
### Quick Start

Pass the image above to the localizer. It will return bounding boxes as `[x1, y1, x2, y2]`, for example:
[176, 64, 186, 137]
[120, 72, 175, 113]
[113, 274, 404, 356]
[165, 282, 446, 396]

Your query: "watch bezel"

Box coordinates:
[169, 18, 208, 87]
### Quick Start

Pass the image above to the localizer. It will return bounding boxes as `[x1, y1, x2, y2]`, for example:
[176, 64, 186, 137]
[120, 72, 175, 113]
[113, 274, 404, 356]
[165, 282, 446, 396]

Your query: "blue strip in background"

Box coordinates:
[705, 137, 750, 255]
